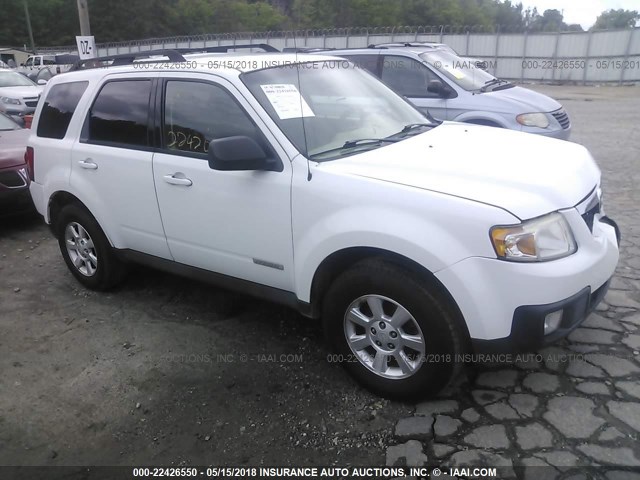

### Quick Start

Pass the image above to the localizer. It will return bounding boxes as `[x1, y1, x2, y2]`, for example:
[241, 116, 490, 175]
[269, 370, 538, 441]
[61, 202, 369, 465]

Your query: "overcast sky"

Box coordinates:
[520, 0, 639, 29]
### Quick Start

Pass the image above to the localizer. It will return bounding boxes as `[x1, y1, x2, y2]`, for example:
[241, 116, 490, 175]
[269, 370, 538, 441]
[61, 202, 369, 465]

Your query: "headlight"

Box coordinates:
[516, 112, 549, 128]
[490, 212, 576, 262]
[1, 96, 21, 105]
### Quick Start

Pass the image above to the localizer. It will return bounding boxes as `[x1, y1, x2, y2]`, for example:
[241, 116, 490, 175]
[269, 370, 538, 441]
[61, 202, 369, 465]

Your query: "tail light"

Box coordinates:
[25, 146, 34, 182]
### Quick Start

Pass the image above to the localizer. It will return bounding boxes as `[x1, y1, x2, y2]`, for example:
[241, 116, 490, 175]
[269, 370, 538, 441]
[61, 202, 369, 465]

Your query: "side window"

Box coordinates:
[33, 57, 41, 66]
[25, 57, 33, 67]
[163, 80, 258, 156]
[37, 81, 89, 139]
[87, 80, 151, 147]
[343, 55, 380, 76]
[381, 55, 440, 98]
[43, 57, 55, 65]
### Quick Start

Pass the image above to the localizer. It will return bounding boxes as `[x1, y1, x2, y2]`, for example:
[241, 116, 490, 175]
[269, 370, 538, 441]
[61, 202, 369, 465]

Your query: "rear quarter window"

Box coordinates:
[37, 81, 89, 139]
[86, 80, 151, 148]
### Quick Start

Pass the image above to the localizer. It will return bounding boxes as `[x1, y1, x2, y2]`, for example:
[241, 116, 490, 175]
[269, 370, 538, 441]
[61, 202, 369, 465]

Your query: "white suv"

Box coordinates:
[28, 49, 619, 399]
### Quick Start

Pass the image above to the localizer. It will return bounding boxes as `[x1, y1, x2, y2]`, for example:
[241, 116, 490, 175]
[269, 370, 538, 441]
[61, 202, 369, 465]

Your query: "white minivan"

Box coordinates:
[28, 50, 619, 398]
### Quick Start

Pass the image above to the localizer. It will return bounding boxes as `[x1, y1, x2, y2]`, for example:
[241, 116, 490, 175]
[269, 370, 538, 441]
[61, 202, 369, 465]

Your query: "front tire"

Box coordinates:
[56, 204, 126, 290]
[323, 259, 464, 400]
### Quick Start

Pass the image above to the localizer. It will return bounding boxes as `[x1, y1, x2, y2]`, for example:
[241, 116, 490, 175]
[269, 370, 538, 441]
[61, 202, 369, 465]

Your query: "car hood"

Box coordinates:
[0, 85, 43, 99]
[0, 128, 29, 168]
[317, 123, 599, 220]
[481, 85, 562, 113]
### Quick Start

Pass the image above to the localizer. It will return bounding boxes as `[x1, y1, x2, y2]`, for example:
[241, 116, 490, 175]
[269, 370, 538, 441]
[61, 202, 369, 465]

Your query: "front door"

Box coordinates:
[152, 76, 294, 291]
[380, 55, 449, 120]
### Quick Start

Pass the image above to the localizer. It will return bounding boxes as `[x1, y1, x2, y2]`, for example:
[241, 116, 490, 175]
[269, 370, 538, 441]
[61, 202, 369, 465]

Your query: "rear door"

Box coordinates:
[69, 75, 171, 259]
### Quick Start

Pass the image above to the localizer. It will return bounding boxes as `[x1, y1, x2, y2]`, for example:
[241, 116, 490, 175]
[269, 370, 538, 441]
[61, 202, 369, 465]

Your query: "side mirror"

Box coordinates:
[207, 135, 276, 172]
[37, 79, 47, 85]
[427, 79, 446, 95]
[20, 63, 25, 67]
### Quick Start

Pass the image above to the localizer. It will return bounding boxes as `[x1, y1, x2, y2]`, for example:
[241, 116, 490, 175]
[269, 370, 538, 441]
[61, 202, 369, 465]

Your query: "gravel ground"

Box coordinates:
[0, 85, 639, 475]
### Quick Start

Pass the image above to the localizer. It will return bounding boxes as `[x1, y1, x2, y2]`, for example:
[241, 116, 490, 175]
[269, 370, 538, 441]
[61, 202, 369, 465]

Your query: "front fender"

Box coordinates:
[452, 111, 509, 127]
[293, 201, 514, 303]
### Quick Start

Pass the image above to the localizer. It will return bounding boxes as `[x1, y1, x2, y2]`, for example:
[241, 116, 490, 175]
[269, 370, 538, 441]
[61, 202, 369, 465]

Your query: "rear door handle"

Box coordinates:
[78, 159, 98, 170]
[163, 173, 193, 186]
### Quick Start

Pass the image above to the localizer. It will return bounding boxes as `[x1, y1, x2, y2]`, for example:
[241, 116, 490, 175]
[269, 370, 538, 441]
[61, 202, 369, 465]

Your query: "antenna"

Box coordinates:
[292, 28, 312, 181]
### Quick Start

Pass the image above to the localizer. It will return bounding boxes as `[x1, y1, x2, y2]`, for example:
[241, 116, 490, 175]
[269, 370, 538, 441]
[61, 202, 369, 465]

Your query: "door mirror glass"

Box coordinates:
[208, 135, 274, 171]
[427, 80, 444, 94]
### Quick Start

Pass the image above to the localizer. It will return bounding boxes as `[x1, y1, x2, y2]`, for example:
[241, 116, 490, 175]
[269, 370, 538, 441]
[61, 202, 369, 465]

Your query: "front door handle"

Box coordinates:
[78, 159, 98, 170]
[163, 173, 193, 187]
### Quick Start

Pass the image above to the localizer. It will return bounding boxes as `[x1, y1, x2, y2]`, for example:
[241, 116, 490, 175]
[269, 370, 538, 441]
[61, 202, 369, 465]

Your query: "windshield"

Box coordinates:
[242, 60, 432, 160]
[0, 71, 37, 88]
[0, 113, 20, 130]
[420, 50, 497, 91]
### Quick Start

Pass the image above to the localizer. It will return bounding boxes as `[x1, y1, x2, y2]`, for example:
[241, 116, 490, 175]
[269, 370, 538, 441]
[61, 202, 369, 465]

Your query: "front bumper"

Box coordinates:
[0, 184, 34, 216]
[435, 211, 620, 354]
[0, 165, 33, 215]
[472, 278, 610, 353]
[534, 125, 571, 141]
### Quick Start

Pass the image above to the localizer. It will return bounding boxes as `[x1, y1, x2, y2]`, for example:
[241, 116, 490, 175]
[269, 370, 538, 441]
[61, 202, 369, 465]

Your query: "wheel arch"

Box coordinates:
[307, 246, 471, 347]
[453, 111, 507, 128]
[462, 118, 504, 128]
[47, 191, 114, 247]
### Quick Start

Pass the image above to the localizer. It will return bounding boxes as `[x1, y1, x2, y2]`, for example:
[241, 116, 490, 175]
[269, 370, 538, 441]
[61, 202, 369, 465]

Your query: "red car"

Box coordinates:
[0, 112, 33, 216]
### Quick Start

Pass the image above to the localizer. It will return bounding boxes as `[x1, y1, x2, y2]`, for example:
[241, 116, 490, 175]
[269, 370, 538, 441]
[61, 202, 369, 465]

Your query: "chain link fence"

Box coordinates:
[39, 25, 640, 84]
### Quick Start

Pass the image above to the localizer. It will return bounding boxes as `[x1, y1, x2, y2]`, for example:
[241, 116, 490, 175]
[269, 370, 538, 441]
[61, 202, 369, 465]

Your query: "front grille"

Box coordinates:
[581, 201, 600, 232]
[24, 101, 38, 108]
[551, 108, 571, 129]
[0, 171, 27, 188]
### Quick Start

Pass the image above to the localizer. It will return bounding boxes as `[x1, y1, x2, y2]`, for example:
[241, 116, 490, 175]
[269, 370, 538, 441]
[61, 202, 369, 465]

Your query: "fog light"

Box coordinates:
[544, 310, 563, 335]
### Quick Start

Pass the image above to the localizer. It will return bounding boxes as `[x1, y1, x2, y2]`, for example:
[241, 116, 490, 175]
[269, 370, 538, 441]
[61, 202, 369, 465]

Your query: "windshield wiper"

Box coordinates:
[386, 122, 436, 140]
[400, 123, 435, 134]
[480, 78, 508, 93]
[342, 138, 397, 148]
[310, 138, 398, 160]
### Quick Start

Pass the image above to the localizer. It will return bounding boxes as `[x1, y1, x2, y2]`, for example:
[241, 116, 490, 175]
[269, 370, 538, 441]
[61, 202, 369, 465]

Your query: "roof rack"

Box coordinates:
[69, 44, 279, 71]
[176, 43, 278, 54]
[367, 42, 442, 49]
[282, 47, 335, 53]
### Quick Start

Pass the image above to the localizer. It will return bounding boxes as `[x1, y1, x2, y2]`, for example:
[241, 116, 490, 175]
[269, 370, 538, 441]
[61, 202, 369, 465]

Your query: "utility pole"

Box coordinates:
[22, 0, 36, 53]
[76, 0, 91, 35]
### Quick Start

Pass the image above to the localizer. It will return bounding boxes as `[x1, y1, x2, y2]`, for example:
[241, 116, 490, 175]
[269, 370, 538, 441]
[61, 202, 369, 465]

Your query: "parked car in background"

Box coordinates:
[0, 112, 32, 215]
[27, 66, 57, 85]
[320, 44, 571, 139]
[0, 70, 43, 121]
[17, 53, 78, 76]
[375, 42, 489, 70]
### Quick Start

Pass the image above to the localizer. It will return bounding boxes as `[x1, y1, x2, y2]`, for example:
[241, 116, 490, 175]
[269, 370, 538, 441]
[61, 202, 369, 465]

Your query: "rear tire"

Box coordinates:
[322, 259, 464, 400]
[56, 204, 126, 290]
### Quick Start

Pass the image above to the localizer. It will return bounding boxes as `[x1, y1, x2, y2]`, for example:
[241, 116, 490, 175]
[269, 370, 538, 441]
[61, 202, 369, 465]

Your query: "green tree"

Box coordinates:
[593, 9, 639, 30]
[528, 8, 569, 32]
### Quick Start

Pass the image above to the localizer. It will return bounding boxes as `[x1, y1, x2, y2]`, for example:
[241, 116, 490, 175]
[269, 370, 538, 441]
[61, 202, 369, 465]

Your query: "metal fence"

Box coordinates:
[40, 25, 640, 84]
